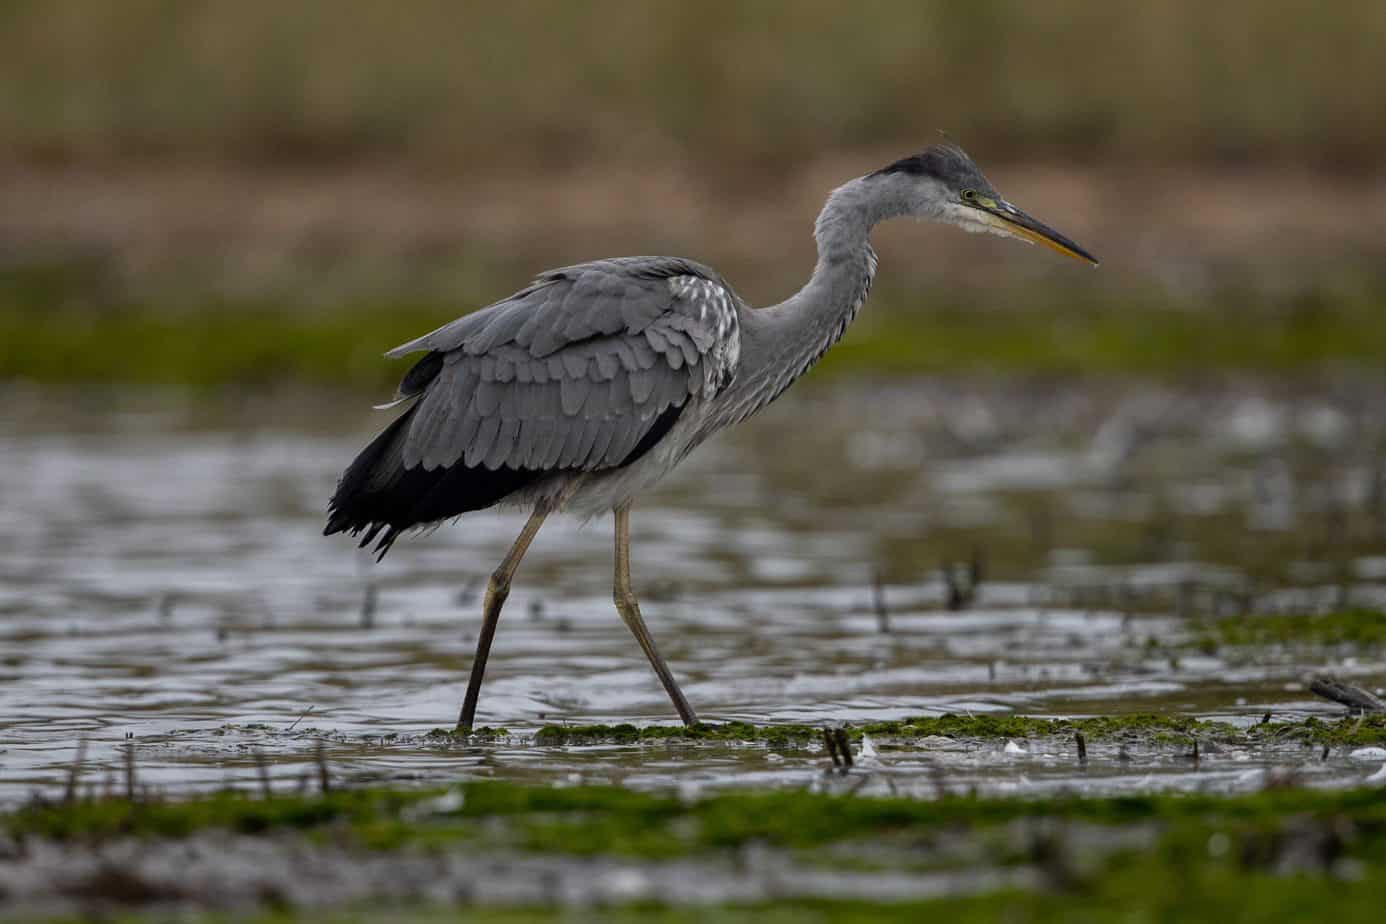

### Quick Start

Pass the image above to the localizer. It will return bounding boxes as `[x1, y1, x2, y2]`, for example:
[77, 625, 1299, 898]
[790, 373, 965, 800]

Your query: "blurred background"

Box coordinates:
[2, 0, 1385, 385]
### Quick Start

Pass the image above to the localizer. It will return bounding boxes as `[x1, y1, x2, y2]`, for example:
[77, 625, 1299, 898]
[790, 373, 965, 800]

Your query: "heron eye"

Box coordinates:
[961, 188, 978, 203]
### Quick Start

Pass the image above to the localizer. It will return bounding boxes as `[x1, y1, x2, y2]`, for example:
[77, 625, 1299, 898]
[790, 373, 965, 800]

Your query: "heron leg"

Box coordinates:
[456, 505, 549, 732]
[613, 506, 699, 726]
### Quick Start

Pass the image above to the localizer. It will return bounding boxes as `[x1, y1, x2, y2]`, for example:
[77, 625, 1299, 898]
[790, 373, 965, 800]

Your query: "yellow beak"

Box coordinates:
[976, 198, 1099, 265]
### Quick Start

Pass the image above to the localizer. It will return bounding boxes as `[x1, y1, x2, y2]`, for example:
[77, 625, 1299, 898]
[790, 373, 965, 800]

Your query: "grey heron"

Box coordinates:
[325, 143, 1097, 730]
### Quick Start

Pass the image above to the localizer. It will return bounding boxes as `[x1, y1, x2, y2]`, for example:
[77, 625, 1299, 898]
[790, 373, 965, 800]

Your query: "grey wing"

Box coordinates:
[392, 258, 742, 473]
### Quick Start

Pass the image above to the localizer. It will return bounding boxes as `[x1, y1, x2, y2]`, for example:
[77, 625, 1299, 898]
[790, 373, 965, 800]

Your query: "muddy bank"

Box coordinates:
[4, 160, 1383, 301]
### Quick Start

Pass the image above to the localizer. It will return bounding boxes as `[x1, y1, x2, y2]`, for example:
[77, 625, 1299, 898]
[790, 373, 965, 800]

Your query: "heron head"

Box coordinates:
[873, 143, 1098, 265]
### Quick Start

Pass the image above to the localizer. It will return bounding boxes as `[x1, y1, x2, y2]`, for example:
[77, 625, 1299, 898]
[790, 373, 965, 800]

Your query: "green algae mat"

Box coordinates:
[7, 779, 1386, 922]
[8, 273, 1386, 387]
[9, 714, 1386, 923]
[516, 712, 1386, 748]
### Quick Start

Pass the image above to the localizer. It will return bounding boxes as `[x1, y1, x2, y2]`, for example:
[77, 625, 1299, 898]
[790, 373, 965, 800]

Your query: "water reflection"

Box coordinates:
[2, 378, 1385, 802]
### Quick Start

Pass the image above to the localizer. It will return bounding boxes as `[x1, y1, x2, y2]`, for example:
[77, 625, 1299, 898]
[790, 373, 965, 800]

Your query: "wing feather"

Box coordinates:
[594, 349, 620, 380]
[391, 259, 740, 476]
[539, 419, 567, 468]
[561, 351, 588, 380]
[590, 418, 616, 464]
[555, 419, 587, 468]
[629, 367, 657, 405]
[575, 418, 602, 462]
[522, 419, 553, 468]
[453, 405, 484, 465]
[486, 418, 520, 470]
[474, 378, 504, 417]
[560, 376, 589, 416]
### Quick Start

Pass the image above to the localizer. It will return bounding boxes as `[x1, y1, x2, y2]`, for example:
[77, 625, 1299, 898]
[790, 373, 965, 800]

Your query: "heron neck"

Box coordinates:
[734, 176, 899, 408]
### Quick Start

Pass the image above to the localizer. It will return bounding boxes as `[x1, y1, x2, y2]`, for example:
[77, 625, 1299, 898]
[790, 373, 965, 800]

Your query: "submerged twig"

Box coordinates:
[823, 728, 842, 771]
[968, 547, 986, 595]
[254, 750, 272, 799]
[286, 705, 315, 732]
[1074, 731, 1088, 768]
[871, 569, 890, 634]
[359, 582, 377, 629]
[315, 741, 331, 793]
[943, 550, 984, 611]
[123, 741, 137, 802]
[822, 727, 854, 775]
[64, 738, 88, 804]
[834, 728, 854, 770]
[943, 563, 966, 611]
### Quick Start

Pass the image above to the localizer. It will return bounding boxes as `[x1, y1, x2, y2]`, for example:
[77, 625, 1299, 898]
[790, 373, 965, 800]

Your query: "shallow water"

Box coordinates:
[2, 378, 1385, 804]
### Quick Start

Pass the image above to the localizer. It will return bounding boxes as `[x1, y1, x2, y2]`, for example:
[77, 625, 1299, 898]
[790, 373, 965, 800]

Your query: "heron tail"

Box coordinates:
[324, 405, 418, 559]
[324, 403, 539, 560]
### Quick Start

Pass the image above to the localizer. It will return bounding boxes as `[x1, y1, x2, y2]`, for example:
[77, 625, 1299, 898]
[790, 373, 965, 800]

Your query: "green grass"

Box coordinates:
[515, 713, 1386, 748]
[525, 714, 1226, 747]
[15, 780, 1386, 922]
[0, 297, 451, 392]
[11, 778, 1386, 854]
[26, 884, 1386, 924]
[823, 284, 1386, 377]
[6, 276, 1386, 388]
[1260, 715, 1386, 746]
[1202, 610, 1386, 648]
